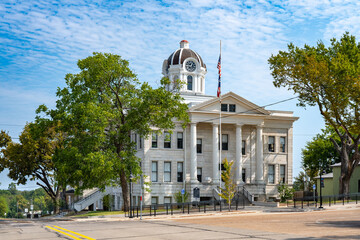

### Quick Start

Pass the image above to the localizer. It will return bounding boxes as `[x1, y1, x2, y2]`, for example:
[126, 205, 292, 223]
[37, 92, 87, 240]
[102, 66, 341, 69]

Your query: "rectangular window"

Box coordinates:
[151, 197, 158, 205]
[242, 140, 246, 155]
[222, 134, 228, 150]
[242, 168, 246, 182]
[152, 133, 158, 148]
[164, 132, 171, 148]
[229, 104, 236, 112]
[151, 161, 158, 182]
[177, 162, 183, 182]
[268, 165, 275, 184]
[280, 165, 286, 184]
[280, 137, 286, 153]
[164, 197, 172, 205]
[139, 136, 142, 149]
[177, 132, 183, 149]
[197, 168, 202, 182]
[164, 162, 171, 182]
[268, 136, 275, 152]
[134, 134, 137, 149]
[221, 104, 228, 112]
[197, 138, 202, 154]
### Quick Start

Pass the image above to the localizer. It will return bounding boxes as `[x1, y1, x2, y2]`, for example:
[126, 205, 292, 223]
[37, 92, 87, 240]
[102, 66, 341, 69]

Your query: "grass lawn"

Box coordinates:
[71, 210, 125, 218]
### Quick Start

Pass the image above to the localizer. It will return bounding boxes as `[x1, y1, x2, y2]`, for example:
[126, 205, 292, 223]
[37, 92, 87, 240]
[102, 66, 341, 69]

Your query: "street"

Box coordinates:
[0, 205, 359, 239]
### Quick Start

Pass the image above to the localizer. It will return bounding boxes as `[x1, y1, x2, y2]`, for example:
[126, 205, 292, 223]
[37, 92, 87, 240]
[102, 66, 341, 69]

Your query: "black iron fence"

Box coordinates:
[126, 196, 250, 218]
[290, 192, 360, 208]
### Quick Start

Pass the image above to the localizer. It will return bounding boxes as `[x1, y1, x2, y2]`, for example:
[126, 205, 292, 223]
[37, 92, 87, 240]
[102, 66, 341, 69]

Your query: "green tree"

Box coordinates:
[301, 127, 340, 184]
[0, 120, 64, 213]
[0, 197, 8, 218]
[174, 190, 189, 203]
[218, 158, 236, 211]
[277, 184, 295, 202]
[8, 183, 17, 195]
[269, 32, 360, 195]
[47, 52, 189, 211]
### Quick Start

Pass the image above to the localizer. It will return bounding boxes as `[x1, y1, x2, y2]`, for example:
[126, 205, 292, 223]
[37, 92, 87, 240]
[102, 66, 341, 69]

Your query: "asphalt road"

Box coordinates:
[0, 205, 359, 240]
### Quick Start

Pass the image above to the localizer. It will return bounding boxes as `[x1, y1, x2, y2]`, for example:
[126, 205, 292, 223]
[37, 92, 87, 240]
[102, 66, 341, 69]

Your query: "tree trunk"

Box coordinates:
[53, 190, 61, 214]
[339, 174, 351, 196]
[120, 168, 129, 211]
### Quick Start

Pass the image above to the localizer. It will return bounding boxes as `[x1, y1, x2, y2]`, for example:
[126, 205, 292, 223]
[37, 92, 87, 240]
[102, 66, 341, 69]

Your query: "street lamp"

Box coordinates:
[129, 173, 133, 218]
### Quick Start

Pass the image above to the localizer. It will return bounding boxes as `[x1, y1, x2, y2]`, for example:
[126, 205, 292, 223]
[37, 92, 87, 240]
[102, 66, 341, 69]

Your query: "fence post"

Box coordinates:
[166, 204, 168, 215]
[293, 199, 296, 208]
[220, 201, 222, 212]
[150, 206, 152, 216]
[188, 203, 190, 214]
[301, 199, 303, 209]
[334, 195, 336, 205]
[214, 200, 216, 211]
[343, 195, 345, 205]
[329, 197, 331, 207]
[204, 204, 206, 213]
[155, 206, 157, 216]
[199, 202, 200, 212]
[171, 204, 173, 215]
[182, 203, 184, 214]
[137, 206, 139, 218]
[356, 194, 358, 204]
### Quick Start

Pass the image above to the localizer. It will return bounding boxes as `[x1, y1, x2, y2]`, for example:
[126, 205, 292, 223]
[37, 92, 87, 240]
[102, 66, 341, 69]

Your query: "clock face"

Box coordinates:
[185, 60, 196, 72]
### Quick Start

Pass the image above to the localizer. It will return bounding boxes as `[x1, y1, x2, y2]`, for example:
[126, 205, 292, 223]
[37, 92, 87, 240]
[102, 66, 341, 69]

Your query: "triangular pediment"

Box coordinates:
[188, 91, 270, 115]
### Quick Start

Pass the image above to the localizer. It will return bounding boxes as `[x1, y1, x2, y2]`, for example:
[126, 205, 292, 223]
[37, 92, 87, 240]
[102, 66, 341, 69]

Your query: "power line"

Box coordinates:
[201, 96, 299, 123]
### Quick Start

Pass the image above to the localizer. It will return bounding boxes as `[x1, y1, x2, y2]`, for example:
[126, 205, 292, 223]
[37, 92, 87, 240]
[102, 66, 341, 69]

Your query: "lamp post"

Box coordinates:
[129, 173, 133, 218]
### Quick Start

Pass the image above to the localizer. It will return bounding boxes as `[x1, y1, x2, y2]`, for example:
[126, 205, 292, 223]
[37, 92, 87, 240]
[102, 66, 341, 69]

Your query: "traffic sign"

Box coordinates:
[313, 184, 316, 190]
[181, 189, 185, 195]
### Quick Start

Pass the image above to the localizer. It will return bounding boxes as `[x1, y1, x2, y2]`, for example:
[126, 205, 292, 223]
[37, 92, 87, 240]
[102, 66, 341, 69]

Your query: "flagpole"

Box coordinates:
[219, 40, 222, 202]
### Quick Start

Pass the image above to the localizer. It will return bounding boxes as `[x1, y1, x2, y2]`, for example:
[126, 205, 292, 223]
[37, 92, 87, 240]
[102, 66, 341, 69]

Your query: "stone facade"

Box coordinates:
[130, 40, 298, 205]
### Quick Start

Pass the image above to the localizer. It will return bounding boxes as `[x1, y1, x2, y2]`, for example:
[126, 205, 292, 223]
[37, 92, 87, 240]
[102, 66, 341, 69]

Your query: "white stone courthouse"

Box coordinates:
[131, 40, 299, 205]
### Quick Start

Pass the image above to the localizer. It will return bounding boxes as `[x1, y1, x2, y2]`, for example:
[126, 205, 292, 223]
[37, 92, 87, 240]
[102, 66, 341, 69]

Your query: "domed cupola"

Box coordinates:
[163, 40, 207, 95]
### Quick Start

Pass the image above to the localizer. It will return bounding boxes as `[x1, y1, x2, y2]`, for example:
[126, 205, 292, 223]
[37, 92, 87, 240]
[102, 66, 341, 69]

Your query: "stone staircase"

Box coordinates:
[73, 187, 114, 212]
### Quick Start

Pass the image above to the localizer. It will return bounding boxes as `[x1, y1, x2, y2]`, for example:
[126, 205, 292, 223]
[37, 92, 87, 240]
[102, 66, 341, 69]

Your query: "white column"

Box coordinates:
[256, 125, 264, 183]
[212, 123, 219, 184]
[190, 123, 198, 183]
[236, 124, 243, 184]
[114, 193, 118, 210]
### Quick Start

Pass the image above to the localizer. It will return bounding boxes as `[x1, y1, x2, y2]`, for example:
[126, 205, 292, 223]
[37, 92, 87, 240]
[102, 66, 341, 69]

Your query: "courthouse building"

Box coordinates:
[131, 40, 299, 205]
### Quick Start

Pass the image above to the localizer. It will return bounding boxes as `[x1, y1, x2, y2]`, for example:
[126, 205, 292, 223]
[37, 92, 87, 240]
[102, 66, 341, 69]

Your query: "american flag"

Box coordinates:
[217, 54, 221, 98]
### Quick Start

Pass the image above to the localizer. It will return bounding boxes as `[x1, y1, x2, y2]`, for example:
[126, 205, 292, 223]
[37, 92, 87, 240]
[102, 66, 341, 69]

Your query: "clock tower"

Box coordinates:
[162, 40, 207, 95]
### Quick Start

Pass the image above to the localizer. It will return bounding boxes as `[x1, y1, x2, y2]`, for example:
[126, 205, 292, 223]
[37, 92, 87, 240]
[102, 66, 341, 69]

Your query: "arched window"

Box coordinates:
[187, 75, 193, 90]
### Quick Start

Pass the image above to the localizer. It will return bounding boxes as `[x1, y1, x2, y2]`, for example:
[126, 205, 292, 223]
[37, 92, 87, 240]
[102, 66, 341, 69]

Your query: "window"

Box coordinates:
[164, 132, 171, 148]
[164, 162, 171, 182]
[164, 197, 172, 205]
[280, 137, 286, 153]
[134, 134, 137, 149]
[151, 161, 158, 182]
[152, 133, 158, 148]
[177, 132, 183, 149]
[151, 197, 158, 205]
[280, 165, 286, 183]
[268, 165, 275, 184]
[197, 138, 202, 154]
[222, 134, 228, 150]
[177, 162, 183, 182]
[187, 75, 193, 90]
[268, 136, 275, 152]
[221, 104, 236, 112]
[197, 168, 202, 182]
[242, 168, 246, 182]
[242, 140, 246, 155]
[139, 136, 142, 149]
[229, 104, 236, 112]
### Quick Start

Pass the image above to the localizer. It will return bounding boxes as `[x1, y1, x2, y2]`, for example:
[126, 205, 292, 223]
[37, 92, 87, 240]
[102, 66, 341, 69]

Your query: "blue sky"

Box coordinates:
[1, 0, 359, 190]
